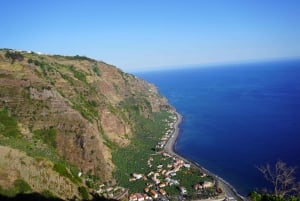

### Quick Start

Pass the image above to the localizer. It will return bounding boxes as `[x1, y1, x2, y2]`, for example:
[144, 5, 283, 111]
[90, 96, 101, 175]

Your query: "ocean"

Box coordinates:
[136, 59, 300, 196]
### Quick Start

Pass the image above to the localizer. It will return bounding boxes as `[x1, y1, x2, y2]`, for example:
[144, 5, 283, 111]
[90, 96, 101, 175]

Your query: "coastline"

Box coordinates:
[164, 111, 245, 201]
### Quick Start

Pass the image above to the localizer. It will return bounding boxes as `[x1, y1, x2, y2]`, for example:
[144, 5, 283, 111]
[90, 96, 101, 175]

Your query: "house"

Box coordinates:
[200, 172, 207, 177]
[146, 183, 154, 188]
[179, 186, 187, 195]
[162, 153, 171, 158]
[159, 189, 167, 195]
[144, 187, 150, 193]
[167, 178, 179, 186]
[144, 194, 153, 201]
[183, 163, 191, 168]
[147, 171, 154, 177]
[150, 190, 158, 199]
[136, 193, 145, 201]
[130, 193, 144, 201]
[157, 164, 163, 169]
[203, 181, 214, 188]
[132, 173, 143, 180]
[170, 172, 176, 177]
[193, 183, 201, 191]
[159, 183, 166, 188]
[129, 194, 137, 201]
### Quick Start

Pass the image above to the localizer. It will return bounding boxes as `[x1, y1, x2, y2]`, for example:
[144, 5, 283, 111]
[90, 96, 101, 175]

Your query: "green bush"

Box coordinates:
[5, 51, 24, 63]
[0, 179, 32, 197]
[41, 189, 57, 199]
[14, 179, 32, 194]
[33, 128, 57, 148]
[0, 108, 21, 138]
[53, 163, 81, 184]
[53, 163, 72, 179]
[92, 63, 101, 76]
[112, 110, 172, 193]
[78, 186, 89, 200]
[249, 192, 300, 201]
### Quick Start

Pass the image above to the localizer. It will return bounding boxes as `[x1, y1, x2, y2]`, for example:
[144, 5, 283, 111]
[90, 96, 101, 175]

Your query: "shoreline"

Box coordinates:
[164, 111, 245, 201]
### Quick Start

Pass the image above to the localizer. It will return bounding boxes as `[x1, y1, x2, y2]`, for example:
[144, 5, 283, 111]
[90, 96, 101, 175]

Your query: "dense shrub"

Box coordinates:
[13, 179, 32, 194]
[33, 128, 57, 148]
[78, 186, 89, 200]
[5, 51, 24, 63]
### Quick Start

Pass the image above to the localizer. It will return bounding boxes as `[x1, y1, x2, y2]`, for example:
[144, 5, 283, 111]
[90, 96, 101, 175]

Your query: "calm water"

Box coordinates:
[137, 60, 300, 195]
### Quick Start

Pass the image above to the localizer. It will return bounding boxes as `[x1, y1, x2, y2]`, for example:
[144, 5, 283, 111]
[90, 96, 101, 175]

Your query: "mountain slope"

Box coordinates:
[0, 49, 172, 199]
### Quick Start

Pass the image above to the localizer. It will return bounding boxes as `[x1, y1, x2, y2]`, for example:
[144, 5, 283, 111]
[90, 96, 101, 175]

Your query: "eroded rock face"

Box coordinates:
[0, 49, 170, 184]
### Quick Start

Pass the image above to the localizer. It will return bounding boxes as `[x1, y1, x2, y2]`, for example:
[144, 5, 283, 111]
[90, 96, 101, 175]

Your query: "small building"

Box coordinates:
[157, 164, 163, 169]
[159, 189, 167, 195]
[144, 195, 153, 201]
[179, 186, 187, 195]
[170, 172, 176, 177]
[203, 181, 214, 188]
[193, 183, 201, 191]
[132, 173, 143, 180]
[129, 194, 137, 201]
[183, 163, 191, 168]
[150, 190, 158, 199]
[136, 193, 145, 201]
[144, 187, 150, 193]
[159, 183, 166, 188]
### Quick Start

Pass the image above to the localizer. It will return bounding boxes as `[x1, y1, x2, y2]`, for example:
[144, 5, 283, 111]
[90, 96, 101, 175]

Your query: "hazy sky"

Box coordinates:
[1, 1, 300, 72]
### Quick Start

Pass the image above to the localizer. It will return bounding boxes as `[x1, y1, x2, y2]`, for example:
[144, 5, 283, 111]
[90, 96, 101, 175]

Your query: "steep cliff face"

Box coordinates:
[0, 49, 171, 199]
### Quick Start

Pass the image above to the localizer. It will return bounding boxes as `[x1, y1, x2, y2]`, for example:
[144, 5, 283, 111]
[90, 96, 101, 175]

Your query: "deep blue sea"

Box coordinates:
[136, 60, 300, 196]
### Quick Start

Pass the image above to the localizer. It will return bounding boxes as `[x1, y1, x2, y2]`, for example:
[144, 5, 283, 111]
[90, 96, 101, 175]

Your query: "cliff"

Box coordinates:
[0, 49, 172, 200]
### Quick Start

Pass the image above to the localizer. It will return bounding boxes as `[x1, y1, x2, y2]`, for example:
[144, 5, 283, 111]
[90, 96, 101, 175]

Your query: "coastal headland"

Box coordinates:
[164, 111, 245, 201]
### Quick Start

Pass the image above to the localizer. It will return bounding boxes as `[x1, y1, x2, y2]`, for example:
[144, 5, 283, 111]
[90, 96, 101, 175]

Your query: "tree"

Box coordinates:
[257, 160, 300, 197]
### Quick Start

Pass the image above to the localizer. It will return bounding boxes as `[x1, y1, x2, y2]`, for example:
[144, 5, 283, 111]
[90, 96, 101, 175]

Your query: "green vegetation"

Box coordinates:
[53, 163, 81, 184]
[249, 192, 300, 201]
[92, 63, 101, 76]
[33, 128, 57, 148]
[0, 179, 32, 197]
[72, 96, 99, 122]
[78, 186, 89, 200]
[70, 65, 87, 83]
[0, 108, 21, 138]
[13, 179, 32, 194]
[29, 59, 55, 76]
[41, 189, 59, 199]
[4, 50, 24, 63]
[113, 109, 172, 192]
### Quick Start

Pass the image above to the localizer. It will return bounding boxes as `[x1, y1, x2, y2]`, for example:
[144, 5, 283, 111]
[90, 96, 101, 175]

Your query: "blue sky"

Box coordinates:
[1, 1, 300, 72]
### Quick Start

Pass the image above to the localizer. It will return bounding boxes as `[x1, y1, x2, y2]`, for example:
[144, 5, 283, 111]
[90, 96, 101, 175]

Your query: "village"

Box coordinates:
[94, 112, 225, 201]
[127, 153, 219, 201]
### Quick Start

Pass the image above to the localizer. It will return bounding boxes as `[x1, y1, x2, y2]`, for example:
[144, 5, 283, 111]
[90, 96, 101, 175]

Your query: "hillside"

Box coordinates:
[0, 49, 173, 200]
